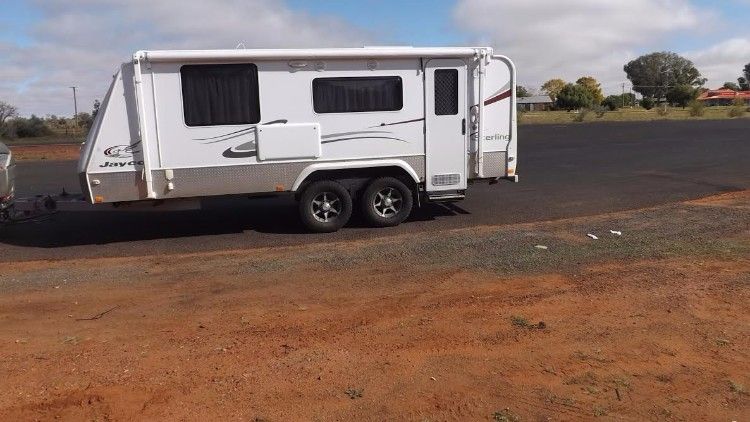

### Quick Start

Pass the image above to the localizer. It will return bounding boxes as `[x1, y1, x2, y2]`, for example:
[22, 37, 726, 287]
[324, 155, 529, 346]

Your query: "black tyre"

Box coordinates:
[298, 180, 353, 232]
[360, 177, 414, 228]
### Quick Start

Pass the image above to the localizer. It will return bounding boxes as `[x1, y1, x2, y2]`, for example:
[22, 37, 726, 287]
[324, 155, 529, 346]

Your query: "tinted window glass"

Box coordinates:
[181, 64, 260, 126]
[434, 69, 458, 115]
[313, 76, 403, 113]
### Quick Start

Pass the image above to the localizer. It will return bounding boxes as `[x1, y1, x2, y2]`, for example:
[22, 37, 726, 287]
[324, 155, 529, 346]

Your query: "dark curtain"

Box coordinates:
[313, 76, 403, 113]
[181, 64, 260, 126]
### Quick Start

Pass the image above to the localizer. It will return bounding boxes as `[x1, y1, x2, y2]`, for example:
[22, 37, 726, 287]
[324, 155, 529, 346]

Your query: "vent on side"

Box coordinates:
[434, 69, 458, 115]
[432, 173, 461, 186]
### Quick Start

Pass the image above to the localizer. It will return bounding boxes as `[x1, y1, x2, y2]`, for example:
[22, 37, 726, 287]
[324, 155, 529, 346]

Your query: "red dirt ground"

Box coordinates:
[10, 144, 81, 161]
[0, 193, 748, 420]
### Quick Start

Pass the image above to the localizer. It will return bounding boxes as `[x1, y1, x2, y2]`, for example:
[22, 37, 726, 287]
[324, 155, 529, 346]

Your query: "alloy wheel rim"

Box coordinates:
[311, 192, 342, 223]
[373, 187, 402, 218]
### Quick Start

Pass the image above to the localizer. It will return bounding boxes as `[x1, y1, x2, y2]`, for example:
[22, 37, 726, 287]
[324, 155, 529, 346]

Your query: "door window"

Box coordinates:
[434, 69, 458, 115]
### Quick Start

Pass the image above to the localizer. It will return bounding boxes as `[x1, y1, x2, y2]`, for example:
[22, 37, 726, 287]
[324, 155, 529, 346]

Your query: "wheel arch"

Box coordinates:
[291, 160, 421, 192]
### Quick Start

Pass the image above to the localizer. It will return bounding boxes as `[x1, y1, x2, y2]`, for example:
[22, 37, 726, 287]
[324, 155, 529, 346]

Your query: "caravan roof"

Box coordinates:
[135, 46, 494, 63]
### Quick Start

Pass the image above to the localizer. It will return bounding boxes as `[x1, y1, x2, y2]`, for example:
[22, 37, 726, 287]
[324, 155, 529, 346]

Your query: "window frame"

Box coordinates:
[311, 75, 404, 115]
[179, 63, 261, 128]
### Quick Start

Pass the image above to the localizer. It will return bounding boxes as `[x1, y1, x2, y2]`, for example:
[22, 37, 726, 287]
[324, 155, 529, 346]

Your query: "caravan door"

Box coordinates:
[424, 59, 468, 192]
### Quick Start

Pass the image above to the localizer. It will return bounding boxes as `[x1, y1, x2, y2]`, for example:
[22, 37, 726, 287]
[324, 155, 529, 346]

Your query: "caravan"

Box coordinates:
[17, 47, 519, 232]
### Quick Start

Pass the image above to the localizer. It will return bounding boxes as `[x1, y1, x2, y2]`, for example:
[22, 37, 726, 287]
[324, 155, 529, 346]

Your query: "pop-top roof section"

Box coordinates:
[135, 46, 493, 63]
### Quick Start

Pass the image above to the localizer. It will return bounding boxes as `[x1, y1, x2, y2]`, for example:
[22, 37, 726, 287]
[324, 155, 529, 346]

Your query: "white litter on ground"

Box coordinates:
[534, 245, 548, 250]
[587, 234, 599, 240]
[610, 230, 622, 236]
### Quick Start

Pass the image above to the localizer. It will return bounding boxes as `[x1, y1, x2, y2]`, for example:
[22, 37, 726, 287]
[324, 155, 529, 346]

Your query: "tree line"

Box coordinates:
[0, 100, 100, 139]
[519, 52, 750, 111]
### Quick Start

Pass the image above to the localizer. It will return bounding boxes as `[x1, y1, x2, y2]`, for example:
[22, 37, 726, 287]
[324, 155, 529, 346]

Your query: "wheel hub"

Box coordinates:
[311, 192, 341, 223]
[373, 187, 402, 218]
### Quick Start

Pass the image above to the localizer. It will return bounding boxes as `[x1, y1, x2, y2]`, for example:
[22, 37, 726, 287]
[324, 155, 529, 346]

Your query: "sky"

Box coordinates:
[1, 0, 749, 117]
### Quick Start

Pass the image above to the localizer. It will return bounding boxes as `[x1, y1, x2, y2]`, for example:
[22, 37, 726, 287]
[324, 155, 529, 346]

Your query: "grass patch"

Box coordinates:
[510, 315, 530, 328]
[519, 106, 749, 125]
[729, 380, 747, 395]
[492, 409, 520, 422]
[715, 338, 730, 346]
[593, 404, 608, 417]
[344, 387, 363, 399]
[510, 315, 546, 329]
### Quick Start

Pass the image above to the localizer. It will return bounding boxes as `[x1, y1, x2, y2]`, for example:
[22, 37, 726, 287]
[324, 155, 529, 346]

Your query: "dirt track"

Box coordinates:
[1, 192, 748, 420]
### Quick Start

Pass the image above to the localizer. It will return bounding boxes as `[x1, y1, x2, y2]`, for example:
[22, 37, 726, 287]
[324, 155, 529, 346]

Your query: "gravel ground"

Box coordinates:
[5, 191, 747, 290]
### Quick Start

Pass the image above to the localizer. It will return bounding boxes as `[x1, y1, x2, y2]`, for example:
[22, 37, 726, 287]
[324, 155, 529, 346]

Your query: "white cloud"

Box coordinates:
[0, 0, 370, 116]
[453, 0, 708, 93]
[683, 38, 750, 88]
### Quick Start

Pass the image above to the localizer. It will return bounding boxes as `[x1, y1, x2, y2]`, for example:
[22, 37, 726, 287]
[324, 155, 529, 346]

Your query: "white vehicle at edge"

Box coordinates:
[18, 47, 519, 232]
[0, 141, 15, 213]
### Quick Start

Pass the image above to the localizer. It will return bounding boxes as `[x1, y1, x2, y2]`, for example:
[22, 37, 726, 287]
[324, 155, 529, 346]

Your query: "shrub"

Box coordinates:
[688, 100, 704, 117]
[593, 104, 607, 118]
[572, 108, 589, 122]
[12, 115, 52, 138]
[640, 97, 655, 110]
[728, 98, 747, 118]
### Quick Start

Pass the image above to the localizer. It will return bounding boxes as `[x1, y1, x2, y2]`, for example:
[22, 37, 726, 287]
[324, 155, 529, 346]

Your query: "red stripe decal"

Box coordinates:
[483, 90, 512, 106]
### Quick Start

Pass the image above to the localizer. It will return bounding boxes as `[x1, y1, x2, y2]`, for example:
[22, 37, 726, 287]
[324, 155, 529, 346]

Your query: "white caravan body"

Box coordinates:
[78, 47, 517, 204]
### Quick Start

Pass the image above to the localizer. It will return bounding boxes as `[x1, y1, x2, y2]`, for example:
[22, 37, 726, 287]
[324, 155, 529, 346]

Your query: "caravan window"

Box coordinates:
[312, 76, 403, 113]
[181, 64, 261, 126]
[434, 69, 458, 115]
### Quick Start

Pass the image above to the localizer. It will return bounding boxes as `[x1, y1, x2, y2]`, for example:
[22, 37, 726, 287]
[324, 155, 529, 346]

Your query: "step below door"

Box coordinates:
[425, 59, 468, 192]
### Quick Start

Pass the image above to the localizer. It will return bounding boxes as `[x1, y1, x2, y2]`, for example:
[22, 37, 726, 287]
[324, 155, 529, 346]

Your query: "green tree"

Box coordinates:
[602, 95, 622, 111]
[624, 52, 705, 102]
[575, 76, 604, 104]
[555, 83, 593, 110]
[0, 101, 17, 127]
[640, 97, 655, 110]
[666, 84, 697, 108]
[722, 82, 740, 91]
[540, 78, 566, 102]
[0, 101, 18, 138]
[516, 85, 532, 97]
[621, 92, 636, 106]
[738, 62, 750, 90]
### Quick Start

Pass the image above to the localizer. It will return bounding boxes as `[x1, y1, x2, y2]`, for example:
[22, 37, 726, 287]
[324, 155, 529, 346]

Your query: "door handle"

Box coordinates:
[461, 118, 466, 135]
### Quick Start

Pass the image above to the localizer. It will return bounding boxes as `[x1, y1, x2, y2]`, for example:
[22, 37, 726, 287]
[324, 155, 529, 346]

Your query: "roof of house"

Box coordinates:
[696, 88, 750, 101]
[517, 95, 553, 104]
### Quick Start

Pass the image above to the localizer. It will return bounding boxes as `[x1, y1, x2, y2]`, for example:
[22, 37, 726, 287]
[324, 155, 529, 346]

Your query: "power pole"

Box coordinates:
[621, 83, 625, 108]
[69, 86, 78, 126]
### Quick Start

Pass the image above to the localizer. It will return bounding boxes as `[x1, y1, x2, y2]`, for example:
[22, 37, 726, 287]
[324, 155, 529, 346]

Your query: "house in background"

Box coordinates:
[517, 95, 553, 111]
[696, 88, 750, 106]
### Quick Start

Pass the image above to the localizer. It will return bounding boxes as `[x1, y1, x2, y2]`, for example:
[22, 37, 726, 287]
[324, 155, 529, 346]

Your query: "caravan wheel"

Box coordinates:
[360, 177, 413, 227]
[298, 180, 353, 232]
